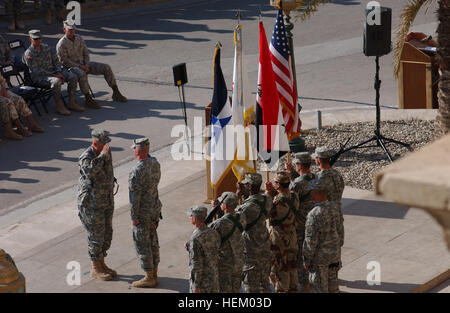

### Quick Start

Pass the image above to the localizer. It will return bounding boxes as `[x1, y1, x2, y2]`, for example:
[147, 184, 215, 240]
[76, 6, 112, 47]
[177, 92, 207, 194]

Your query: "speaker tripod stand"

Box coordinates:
[339, 56, 412, 163]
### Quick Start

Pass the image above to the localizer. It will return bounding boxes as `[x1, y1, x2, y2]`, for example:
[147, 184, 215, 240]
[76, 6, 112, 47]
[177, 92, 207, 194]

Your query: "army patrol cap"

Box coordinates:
[241, 173, 262, 185]
[63, 20, 76, 30]
[294, 152, 312, 164]
[218, 192, 238, 208]
[29, 30, 42, 39]
[274, 171, 290, 184]
[306, 179, 327, 192]
[187, 205, 208, 221]
[91, 129, 111, 144]
[131, 137, 149, 149]
[312, 146, 333, 159]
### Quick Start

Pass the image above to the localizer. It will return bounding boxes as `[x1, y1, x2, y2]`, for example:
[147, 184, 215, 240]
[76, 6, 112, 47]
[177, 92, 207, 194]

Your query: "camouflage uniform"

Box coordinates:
[268, 186, 300, 293]
[0, 75, 33, 122]
[0, 35, 14, 65]
[209, 192, 246, 293]
[56, 33, 117, 93]
[188, 225, 221, 293]
[23, 43, 78, 101]
[77, 130, 115, 261]
[6, 0, 24, 20]
[303, 199, 343, 293]
[129, 148, 162, 272]
[0, 100, 9, 124]
[290, 171, 315, 286]
[237, 192, 272, 293]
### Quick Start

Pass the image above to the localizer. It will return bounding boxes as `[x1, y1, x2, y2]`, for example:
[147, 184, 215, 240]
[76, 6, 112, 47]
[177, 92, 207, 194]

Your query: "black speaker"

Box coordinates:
[172, 63, 188, 86]
[363, 6, 392, 57]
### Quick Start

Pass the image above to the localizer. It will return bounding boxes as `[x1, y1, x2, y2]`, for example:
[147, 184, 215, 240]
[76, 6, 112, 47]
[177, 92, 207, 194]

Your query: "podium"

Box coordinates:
[205, 103, 237, 202]
[398, 39, 439, 110]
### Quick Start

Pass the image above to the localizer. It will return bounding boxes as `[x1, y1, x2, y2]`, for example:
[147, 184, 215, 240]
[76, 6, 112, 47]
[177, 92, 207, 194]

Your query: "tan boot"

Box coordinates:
[13, 119, 32, 137]
[26, 115, 44, 133]
[112, 85, 127, 102]
[15, 20, 25, 30]
[90, 260, 113, 281]
[300, 282, 312, 293]
[85, 94, 101, 109]
[45, 8, 52, 25]
[8, 19, 16, 31]
[132, 270, 158, 288]
[56, 99, 71, 116]
[100, 257, 117, 277]
[67, 94, 85, 112]
[3, 122, 22, 140]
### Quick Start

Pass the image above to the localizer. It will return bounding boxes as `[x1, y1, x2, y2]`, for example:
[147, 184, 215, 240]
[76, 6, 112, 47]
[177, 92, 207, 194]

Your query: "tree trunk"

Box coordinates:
[435, 0, 450, 137]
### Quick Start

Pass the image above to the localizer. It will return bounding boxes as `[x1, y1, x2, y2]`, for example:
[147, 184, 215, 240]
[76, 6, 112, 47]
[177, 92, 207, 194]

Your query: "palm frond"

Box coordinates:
[295, 0, 331, 21]
[394, 0, 435, 77]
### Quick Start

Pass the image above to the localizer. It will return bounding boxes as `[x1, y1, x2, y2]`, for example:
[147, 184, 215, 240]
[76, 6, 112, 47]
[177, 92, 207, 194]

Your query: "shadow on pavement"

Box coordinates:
[340, 279, 420, 293]
[342, 198, 409, 220]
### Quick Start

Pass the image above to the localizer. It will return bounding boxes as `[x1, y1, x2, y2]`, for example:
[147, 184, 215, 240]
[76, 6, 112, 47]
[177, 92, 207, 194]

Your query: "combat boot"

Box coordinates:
[100, 257, 117, 277]
[3, 122, 22, 140]
[8, 19, 16, 31]
[85, 93, 101, 109]
[45, 8, 52, 25]
[132, 271, 158, 288]
[56, 99, 71, 116]
[13, 119, 32, 137]
[112, 85, 127, 102]
[300, 282, 312, 293]
[67, 94, 85, 112]
[26, 115, 44, 133]
[90, 260, 113, 281]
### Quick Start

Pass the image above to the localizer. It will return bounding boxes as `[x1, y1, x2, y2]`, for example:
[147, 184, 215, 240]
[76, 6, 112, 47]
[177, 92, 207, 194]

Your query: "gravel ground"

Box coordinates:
[284, 119, 435, 191]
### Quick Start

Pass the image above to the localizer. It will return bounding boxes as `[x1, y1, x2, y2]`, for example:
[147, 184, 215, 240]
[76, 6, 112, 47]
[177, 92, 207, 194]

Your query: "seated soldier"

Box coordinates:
[0, 74, 44, 140]
[23, 29, 84, 116]
[56, 21, 127, 109]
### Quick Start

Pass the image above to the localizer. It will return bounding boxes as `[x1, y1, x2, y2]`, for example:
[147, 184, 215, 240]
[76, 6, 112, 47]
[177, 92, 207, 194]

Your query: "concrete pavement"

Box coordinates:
[1, 109, 449, 293]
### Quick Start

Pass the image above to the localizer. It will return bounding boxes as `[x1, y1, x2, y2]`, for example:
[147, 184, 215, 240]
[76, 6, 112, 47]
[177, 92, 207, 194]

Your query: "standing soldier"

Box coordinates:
[303, 179, 344, 293]
[209, 192, 245, 293]
[129, 138, 162, 288]
[286, 152, 315, 292]
[6, 0, 25, 31]
[265, 172, 299, 293]
[185, 205, 221, 293]
[77, 129, 117, 281]
[56, 21, 127, 108]
[236, 173, 272, 293]
[23, 30, 83, 116]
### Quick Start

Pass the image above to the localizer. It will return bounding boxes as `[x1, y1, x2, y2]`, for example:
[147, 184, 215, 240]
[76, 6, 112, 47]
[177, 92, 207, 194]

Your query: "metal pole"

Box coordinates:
[375, 56, 381, 136]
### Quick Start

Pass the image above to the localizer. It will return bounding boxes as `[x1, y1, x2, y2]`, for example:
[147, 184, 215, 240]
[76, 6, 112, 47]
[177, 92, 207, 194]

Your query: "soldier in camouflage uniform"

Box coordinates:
[185, 205, 221, 293]
[0, 35, 14, 67]
[24, 30, 84, 116]
[77, 129, 117, 281]
[236, 173, 273, 293]
[43, 0, 65, 25]
[129, 138, 162, 288]
[286, 152, 316, 292]
[209, 192, 245, 293]
[56, 21, 127, 107]
[312, 146, 345, 269]
[303, 179, 344, 293]
[6, 0, 25, 31]
[265, 172, 299, 293]
[0, 74, 44, 140]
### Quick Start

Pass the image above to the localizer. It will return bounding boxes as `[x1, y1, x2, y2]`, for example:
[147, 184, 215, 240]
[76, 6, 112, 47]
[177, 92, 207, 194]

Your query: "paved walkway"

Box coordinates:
[1, 109, 449, 293]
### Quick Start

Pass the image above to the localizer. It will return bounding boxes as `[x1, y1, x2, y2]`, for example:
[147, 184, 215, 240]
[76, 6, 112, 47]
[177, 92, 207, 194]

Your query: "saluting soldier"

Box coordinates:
[185, 205, 221, 293]
[265, 172, 299, 293]
[209, 192, 246, 293]
[236, 173, 273, 293]
[56, 21, 127, 108]
[286, 152, 316, 292]
[129, 138, 162, 288]
[77, 129, 117, 281]
[303, 179, 344, 293]
[23, 30, 84, 116]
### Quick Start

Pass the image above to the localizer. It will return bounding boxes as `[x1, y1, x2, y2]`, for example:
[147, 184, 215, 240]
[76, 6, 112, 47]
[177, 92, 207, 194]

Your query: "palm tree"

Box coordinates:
[394, 0, 450, 137]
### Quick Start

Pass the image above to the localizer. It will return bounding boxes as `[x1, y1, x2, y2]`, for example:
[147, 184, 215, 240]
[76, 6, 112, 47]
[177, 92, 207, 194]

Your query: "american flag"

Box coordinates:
[269, 9, 300, 140]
